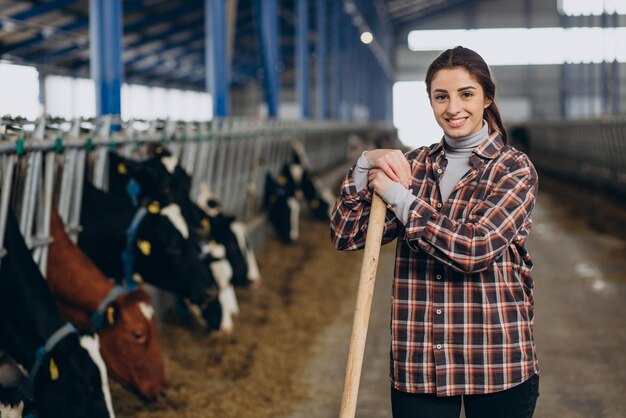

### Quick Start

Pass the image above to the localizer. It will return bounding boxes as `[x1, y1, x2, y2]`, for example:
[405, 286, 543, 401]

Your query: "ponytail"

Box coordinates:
[485, 102, 508, 144]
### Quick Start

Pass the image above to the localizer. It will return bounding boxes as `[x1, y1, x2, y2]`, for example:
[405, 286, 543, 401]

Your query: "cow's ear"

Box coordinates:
[137, 239, 152, 256]
[105, 302, 122, 326]
[147, 201, 161, 214]
[49, 357, 60, 381]
[117, 162, 129, 175]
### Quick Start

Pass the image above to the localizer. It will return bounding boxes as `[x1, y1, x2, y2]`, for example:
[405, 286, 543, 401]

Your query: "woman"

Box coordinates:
[330, 46, 540, 418]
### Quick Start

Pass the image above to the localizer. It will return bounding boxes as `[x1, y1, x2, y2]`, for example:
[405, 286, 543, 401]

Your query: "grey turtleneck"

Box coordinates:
[352, 121, 488, 225]
[439, 120, 488, 202]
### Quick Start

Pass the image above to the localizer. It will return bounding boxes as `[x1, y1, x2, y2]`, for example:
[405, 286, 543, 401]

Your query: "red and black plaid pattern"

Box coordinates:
[330, 133, 539, 396]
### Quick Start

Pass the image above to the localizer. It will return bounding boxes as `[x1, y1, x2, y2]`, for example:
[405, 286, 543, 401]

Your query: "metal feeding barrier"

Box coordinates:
[522, 118, 626, 195]
[0, 115, 395, 271]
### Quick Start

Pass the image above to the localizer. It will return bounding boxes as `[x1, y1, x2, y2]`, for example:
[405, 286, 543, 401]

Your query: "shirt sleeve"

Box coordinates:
[330, 160, 401, 251]
[382, 182, 414, 225]
[402, 155, 538, 273]
[352, 151, 372, 192]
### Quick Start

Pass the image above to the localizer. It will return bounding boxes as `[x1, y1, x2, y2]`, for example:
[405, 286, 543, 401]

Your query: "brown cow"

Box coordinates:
[47, 210, 166, 399]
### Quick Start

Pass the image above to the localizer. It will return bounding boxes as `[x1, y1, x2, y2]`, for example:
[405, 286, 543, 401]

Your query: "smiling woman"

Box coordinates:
[331, 46, 541, 418]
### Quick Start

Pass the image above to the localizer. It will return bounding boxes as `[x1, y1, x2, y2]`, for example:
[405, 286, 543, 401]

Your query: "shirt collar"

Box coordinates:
[429, 131, 504, 160]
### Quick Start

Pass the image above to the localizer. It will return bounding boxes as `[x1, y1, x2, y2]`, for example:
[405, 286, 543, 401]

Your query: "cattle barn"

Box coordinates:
[1, 1, 626, 417]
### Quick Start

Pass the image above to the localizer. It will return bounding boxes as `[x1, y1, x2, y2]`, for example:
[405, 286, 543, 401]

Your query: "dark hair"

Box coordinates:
[425, 46, 507, 144]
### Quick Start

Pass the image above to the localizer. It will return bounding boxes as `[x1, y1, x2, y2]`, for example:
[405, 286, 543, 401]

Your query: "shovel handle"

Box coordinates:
[339, 193, 387, 418]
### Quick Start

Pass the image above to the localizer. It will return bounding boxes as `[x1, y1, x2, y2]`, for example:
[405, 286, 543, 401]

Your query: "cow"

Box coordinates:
[280, 159, 334, 221]
[263, 172, 301, 243]
[299, 170, 335, 221]
[196, 183, 261, 288]
[0, 207, 113, 418]
[47, 209, 166, 399]
[77, 180, 232, 332]
[108, 150, 249, 315]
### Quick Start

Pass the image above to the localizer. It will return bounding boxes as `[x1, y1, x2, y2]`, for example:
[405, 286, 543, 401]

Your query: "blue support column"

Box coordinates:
[345, 11, 357, 121]
[316, 0, 328, 119]
[295, 0, 310, 118]
[205, 0, 229, 117]
[331, 0, 340, 120]
[255, 0, 280, 118]
[90, 0, 122, 117]
[612, 12, 620, 115]
[340, 9, 350, 120]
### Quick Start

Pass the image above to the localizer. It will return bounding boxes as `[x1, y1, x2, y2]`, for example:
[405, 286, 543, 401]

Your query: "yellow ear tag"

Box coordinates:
[50, 358, 59, 381]
[107, 306, 115, 325]
[148, 201, 160, 214]
[201, 218, 211, 231]
[138, 240, 151, 256]
[278, 176, 288, 186]
[310, 199, 320, 208]
[117, 163, 127, 175]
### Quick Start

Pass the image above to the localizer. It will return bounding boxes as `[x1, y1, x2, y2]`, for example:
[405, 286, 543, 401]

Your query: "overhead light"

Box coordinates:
[360, 31, 373, 44]
[41, 26, 55, 39]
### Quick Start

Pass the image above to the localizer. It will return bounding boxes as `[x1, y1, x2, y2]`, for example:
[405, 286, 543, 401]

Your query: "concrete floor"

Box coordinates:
[282, 189, 626, 418]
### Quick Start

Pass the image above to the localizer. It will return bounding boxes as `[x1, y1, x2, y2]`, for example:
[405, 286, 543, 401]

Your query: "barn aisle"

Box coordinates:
[530, 190, 626, 418]
[279, 233, 396, 418]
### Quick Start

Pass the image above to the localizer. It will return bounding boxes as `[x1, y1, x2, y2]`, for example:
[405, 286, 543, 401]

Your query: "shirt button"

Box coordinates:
[436, 202, 442, 209]
[436, 309, 442, 315]
[436, 344, 442, 350]
[436, 274, 442, 280]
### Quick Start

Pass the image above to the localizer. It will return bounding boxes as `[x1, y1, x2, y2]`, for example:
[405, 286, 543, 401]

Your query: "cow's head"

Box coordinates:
[196, 184, 260, 287]
[97, 289, 166, 399]
[301, 170, 333, 220]
[48, 208, 167, 399]
[131, 207, 223, 331]
[58, 290, 167, 400]
[263, 173, 300, 243]
[108, 152, 140, 201]
[32, 333, 111, 418]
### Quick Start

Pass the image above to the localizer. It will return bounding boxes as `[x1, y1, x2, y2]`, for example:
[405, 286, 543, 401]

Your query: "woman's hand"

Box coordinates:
[368, 168, 396, 196]
[365, 149, 412, 188]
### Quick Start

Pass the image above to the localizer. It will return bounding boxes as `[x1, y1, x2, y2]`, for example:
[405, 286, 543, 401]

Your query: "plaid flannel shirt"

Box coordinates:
[330, 133, 539, 396]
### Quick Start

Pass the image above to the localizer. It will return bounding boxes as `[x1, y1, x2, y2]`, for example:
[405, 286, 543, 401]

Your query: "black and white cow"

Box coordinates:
[77, 180, 231, 332]
[263, 172, 301, 243]
[196, 183, 262, 288]
[299, 170, 335, 221]
[280, 157, 334, 221]
[108, 150, 252, 318]
[0, 208, 113, 418]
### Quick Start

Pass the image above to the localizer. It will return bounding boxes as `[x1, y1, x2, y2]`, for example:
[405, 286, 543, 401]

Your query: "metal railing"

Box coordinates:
[521, 118, 626, 195]
[0, 116, 395, 271]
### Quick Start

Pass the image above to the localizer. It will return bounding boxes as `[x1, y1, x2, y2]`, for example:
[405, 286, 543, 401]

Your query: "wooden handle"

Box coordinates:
[339, 193, 387, 418]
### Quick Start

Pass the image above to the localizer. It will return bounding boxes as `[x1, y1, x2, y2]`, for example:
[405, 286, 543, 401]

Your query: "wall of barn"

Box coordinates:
[395, 0, 626, 124]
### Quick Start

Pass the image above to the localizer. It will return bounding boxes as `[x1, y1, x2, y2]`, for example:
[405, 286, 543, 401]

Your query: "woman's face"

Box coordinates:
[429, 67, 492, 139]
